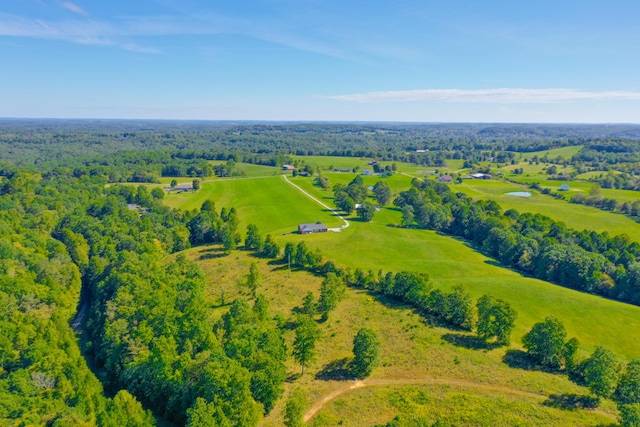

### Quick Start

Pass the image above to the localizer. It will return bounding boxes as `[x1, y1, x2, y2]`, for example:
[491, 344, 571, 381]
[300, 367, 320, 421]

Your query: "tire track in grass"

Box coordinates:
[303, 378, 616, 422]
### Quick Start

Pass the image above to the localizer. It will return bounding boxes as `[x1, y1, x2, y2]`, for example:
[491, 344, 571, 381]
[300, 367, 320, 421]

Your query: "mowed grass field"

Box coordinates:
[164, 170, 640, 359]
[164, 176, 343, 235]
[517, 145, 584, 160]
[455, 179, 640, 241]
[182, 247, 616, 426]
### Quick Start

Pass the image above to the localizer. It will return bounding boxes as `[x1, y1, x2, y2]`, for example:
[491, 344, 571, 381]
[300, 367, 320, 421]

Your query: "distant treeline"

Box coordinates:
[3, 120, 640, 176]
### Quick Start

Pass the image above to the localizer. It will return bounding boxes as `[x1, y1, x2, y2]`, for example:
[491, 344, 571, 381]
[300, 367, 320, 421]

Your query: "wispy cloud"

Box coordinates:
[0, 11, 360, 60]
[61, 2, 88, 16]
[324, 88, 640, 103]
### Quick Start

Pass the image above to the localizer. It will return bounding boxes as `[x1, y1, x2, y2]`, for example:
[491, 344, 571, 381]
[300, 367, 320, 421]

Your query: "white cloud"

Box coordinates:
[325, 88, 640, 103]
[61, 2, 88, 16]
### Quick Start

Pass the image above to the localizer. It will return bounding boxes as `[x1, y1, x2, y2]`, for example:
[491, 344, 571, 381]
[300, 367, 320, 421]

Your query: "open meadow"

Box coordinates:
[454, 179, 640, 240]
[164, 167, 640, 360]
[181, 247, 617, 426]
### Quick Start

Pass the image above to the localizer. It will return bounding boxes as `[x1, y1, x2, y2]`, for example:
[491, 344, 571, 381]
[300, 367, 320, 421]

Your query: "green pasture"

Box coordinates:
[456, 179, 640, 241]
[208, 161, 282, 178]
[575, 170, 623, 180]
[497, 161, 577, 177]
[164, 176, 343, 235]
[165, 175, 640, 358]
[516, 145, 583, 160]
[292, 172, 415, 198]
[292, 155, 374, 171]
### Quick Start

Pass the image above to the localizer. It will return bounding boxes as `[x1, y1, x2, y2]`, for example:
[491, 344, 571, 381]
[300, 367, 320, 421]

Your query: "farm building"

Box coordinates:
[282, 165, 295, 170]
[298, 222, 328, 234]
[469, 173, 491, 179]
[437, 175, 453, 183]
[559, 184, 570, 191]
[168, 183, 194, 193]
[362, 169, 375, 176]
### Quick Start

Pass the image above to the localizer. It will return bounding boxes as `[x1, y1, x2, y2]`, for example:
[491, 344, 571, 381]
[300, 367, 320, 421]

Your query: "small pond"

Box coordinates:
[505, 191, 532, 197]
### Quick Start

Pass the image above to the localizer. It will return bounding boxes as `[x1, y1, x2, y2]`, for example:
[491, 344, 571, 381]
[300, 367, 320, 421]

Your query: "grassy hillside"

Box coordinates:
[183, 247, 617, 426]
[164, 176, 343, 235]
[517, 145, 584, 159]
[164, 172, 640, 359]
[454, 179, 640, 241]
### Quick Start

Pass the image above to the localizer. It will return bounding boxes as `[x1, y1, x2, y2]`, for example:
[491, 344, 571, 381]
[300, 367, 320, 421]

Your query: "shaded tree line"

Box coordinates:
[394, 178, 640, 305]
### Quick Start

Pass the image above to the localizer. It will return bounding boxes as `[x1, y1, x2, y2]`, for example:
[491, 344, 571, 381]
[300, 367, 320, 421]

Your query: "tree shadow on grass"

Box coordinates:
[502, 350, 564, 375]
[542, 394, 599, 410]
[286, 372, 301, 383]
[315, 358, 355, 381]
[502, 350, 539, 371]
[198, 247, 228, 260]
[441, 333, 501, 350]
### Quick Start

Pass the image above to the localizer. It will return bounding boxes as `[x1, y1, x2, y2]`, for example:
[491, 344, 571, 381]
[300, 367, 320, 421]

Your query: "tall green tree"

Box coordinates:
[584, 346, 623, 400]
[244, 224, 262, 251]
[476, 295, 517, 345]
[373, 181, 392, 206]
[616, 360, 640, 405]
[292, 316, 321, 374]
[245, 262, 262, 298]
[261, 234, 279, 258]
[284, 389, 307, 427]
[357, 202, 376, 222]
[351, 328, 381, 379]
[318, 273, 347, 320]
[522, 316, 568, 369]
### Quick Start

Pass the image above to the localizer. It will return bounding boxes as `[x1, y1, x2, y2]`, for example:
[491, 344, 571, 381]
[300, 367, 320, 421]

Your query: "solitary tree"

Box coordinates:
[351, 328, 381, 378]
[318, 273, 347, 320]
[245, 224, 262, 251]
[357, 202, 376, 222]
[284, 389, 306, 427]
[262, 234, 280, 258]
[245, 262, 262, 298]
[584, 346, 623, 400]
[192, 179, 201, 191]
[292, 316, 321, 374]
[522, 316, 567, 369]
[301, 291, 317, 317]
[477, 295, 517, 345]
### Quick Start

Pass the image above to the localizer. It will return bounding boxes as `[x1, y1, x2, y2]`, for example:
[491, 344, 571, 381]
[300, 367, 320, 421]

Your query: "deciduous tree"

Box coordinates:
[351, 328, 381, 378]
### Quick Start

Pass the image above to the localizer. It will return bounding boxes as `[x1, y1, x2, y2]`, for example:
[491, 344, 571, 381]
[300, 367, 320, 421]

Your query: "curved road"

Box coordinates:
[281, 175, 350, 231]
[303, 377, 616, 422]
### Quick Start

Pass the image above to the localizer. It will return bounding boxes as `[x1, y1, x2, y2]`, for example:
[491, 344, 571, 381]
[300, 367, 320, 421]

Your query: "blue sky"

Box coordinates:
[1, 0, 639, 122]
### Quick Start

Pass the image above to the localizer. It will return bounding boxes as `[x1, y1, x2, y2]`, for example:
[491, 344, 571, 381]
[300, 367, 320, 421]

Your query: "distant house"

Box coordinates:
[416, 149, 428, 153]
[334, 168, 351, 172]
[437, 175, 453, 183]
[298, 171, 310, 177]
[298, 222, 328, 234]
[470, 173, 491, 180]
[362, 169, 374, 176]
[368, 160, 378, 166]
[169, 183, 194, 193]
[559, 184, 570, 191]
[282, 165, 295, 171]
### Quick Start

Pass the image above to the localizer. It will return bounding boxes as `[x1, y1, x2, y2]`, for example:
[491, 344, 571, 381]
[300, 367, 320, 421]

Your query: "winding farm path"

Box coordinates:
[281, 175, 350, 231]
[303, 377, 616, 423]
